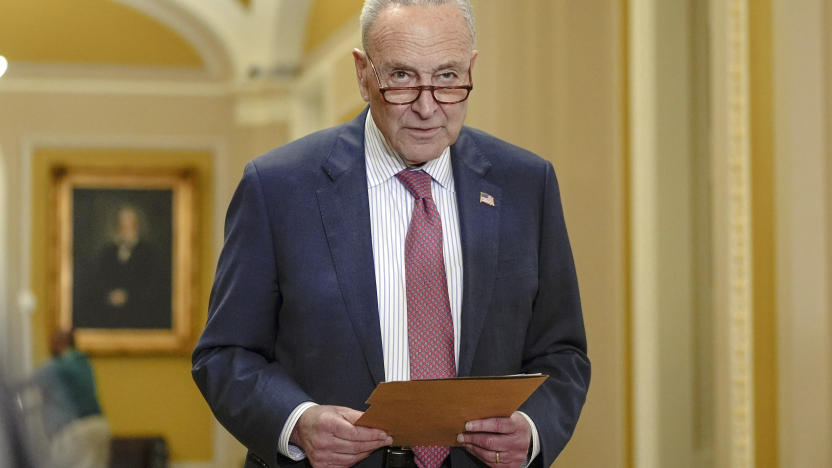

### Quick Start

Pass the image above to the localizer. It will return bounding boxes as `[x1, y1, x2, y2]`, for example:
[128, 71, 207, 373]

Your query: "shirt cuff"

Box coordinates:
[278, 401, 318, 461]
[516, 411, 540, 466]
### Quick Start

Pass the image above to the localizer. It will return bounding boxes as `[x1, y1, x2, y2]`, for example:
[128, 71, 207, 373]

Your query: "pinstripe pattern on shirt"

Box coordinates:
[364, 111, 463, 383]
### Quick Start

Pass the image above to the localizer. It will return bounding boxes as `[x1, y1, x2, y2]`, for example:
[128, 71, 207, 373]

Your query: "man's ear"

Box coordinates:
[469, 50, 479, 76]
[353, 48, 371, 102]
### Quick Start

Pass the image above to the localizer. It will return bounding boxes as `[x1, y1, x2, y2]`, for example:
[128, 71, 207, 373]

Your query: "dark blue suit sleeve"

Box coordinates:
[192, 162, 311, 467]
[519, 161, 591, 466]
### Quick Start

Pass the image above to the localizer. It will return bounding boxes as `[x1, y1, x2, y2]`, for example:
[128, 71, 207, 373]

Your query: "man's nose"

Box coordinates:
[411, 87, 438, 117]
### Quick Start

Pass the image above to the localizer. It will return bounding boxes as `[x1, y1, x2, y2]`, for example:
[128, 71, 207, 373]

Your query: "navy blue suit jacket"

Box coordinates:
[192, 108, 590, 468]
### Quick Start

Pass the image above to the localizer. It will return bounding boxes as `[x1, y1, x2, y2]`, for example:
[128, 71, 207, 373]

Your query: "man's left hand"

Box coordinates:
[456, 411, 531, 467]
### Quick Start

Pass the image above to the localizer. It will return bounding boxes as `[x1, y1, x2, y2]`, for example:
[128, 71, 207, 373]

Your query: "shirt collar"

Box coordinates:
[364, 110, 454, 191]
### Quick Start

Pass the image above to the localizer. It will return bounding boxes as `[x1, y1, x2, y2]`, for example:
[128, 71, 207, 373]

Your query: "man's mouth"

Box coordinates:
[407, 127, 440, 137]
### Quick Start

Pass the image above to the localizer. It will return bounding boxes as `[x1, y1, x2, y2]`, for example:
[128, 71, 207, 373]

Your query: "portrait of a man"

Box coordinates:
[71, 189, 173, 330]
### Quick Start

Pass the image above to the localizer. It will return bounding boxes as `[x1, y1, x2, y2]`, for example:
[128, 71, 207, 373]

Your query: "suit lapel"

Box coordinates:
[451, 131, 502, 377]
[316, 110, 386, 385]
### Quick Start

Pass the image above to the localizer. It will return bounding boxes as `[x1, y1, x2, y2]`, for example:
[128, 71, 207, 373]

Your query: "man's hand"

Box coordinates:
[290, 405, 392, 467]
[457, 411, 531, 468]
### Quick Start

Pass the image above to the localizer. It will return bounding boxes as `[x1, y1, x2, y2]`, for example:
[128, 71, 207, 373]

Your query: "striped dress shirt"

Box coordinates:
[364, 111, 464, 382]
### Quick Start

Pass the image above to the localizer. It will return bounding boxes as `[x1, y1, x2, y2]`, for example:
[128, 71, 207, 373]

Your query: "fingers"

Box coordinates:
[332, 406, 390, 442]
[459, 443, 522, 467]
[300, 405, 389, 442]
[292, 405, 392, 467]
[464, 412, 531, 437]
[457, 413, 531, 467]
[335, 406, 364, 424]
[464, 416, 515, 434]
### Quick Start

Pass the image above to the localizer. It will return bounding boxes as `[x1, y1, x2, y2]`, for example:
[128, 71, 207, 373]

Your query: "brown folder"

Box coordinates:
[355, 374, 547, 446]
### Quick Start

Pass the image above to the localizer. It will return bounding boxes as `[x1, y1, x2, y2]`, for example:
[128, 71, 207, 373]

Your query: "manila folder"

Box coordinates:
[355, 374, 547, 446]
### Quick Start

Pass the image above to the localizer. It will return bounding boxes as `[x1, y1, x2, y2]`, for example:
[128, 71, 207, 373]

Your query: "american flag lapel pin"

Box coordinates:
[479, 192, 495, 207]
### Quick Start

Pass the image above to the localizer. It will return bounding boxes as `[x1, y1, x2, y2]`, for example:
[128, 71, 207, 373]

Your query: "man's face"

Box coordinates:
[117, 208, 139, 243]
[354, 4, 477, 166]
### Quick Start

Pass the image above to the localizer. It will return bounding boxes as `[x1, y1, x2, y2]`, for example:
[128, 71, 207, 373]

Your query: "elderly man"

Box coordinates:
[192, 1, 590, 467]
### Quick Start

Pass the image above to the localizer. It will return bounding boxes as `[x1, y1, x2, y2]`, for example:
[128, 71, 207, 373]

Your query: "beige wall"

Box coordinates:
[773, 0, 832, 466]
[468, 2, 627, 466]
[6, 0, 832, 466]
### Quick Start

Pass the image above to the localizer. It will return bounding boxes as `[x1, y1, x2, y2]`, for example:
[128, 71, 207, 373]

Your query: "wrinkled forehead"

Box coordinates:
[366, 4, 474, 65]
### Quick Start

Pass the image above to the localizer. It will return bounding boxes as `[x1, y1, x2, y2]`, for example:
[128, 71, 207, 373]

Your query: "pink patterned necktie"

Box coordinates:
[395, 169, 455, 468]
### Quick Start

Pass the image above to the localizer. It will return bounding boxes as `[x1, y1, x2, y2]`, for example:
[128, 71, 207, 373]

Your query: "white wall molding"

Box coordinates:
[709, 0, 755, 466]
[628, 1, 659, 466]
[0, 75, 230, 97]
[232, 80, 293, 126]
[724, 1, 754, 465]
[20, 134, 227, 152]
[291, 17, 363, 139]
[629, 0, 696, 466]
[0, 143, 7, 373]
[17, 139, 35, 377]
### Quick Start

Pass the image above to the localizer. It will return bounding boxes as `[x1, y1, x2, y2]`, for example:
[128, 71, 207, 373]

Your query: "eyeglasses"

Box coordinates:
[367, 56, 473, 105]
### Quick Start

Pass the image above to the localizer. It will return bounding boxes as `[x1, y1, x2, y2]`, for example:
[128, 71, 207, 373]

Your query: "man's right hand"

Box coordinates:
[290, 405, 392, 467]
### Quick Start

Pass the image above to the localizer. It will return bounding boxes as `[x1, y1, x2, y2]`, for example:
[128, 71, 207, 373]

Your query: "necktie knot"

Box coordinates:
[396, 169, 433, 200]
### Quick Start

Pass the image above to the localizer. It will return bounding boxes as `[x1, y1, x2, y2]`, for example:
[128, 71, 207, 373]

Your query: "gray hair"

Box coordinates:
[360, 0, 476, 53]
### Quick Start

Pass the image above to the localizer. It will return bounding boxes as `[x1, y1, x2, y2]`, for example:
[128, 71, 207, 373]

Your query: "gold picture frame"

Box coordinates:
[52, 165, 196, 354]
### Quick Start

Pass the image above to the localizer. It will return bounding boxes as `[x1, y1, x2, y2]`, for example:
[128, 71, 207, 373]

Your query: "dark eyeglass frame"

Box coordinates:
[367, 55, 473, 105]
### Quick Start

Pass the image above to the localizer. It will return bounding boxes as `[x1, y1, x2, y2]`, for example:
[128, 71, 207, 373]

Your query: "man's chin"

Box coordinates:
[400, 152, 441, 166]
[397, 142, 448, 166]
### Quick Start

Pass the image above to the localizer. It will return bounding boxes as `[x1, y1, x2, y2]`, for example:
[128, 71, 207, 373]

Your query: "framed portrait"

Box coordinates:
[52, 165, 196, 354]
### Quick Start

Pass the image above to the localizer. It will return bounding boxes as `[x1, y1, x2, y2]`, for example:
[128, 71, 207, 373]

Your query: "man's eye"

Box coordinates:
[392, 71, 410, 81]
[437, 72, 460, 84]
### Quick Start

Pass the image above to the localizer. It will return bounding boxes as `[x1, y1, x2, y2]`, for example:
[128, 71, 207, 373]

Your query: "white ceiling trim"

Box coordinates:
[125, 0, 313, 83]
[113, 0, 233, 79]
[0, 0, 312, 84]
[0, 76, 230, 97]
